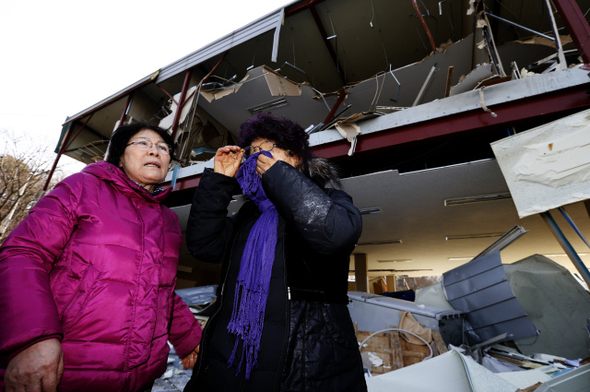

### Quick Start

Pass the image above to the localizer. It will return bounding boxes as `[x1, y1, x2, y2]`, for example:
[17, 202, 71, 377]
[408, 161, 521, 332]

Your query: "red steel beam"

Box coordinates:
[170, 70, 192, 141]
[118, 94, 132, 127]
[323, 88, 347, 124]
[412, 0, 436, 52]
[552, 0, 590, 63]
[314, 84, 590, 159]
[43, 114, 94, 191]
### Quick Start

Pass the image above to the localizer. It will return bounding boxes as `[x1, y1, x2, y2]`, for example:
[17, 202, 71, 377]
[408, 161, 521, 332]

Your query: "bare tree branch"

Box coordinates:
[0, 130, 64, 242]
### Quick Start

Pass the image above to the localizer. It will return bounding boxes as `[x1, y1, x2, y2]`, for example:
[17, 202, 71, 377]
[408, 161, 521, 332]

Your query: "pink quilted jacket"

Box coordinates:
[0, 161, 201, 391]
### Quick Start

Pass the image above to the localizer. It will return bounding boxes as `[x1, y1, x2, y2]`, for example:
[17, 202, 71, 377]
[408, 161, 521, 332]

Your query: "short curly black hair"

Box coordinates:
[237, 112, 311, 168]
[105, 122, 174, 166]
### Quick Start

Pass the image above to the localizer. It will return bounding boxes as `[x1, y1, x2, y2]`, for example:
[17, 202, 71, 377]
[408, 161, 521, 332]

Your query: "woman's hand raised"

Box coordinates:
[213, 146, 244, 178]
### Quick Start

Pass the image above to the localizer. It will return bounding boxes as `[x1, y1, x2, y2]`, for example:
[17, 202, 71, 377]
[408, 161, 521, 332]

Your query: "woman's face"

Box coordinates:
[119, 129, 171, 192]
[249, 138, 300, 168]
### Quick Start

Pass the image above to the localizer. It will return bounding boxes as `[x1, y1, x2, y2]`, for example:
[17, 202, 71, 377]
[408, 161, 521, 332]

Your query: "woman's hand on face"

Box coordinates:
[255, 153, 278, 176]
[213, 146, 244, 177]
[181, 345, 200, 370]
[256, 149, 299, 176]
[5, 338, 64, 392]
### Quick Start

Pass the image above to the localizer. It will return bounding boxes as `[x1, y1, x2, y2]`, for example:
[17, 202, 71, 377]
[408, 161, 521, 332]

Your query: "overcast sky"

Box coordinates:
[0, 0, 291, 172]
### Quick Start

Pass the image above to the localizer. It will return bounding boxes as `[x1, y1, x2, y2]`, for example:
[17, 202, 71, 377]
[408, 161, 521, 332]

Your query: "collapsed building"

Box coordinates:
[48, 0, 590, 390]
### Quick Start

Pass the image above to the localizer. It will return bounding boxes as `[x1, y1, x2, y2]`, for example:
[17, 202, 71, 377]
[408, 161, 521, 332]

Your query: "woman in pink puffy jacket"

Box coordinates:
[0, 123, 202, 392]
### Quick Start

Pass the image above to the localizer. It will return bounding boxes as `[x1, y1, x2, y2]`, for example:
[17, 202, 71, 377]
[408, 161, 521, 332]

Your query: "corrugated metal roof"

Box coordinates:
[156, 8, 285, 83]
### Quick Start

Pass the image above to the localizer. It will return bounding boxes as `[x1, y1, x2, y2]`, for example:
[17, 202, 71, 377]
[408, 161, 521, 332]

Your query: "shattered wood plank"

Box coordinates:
[488, 352, 545, 369]
[445, 66, 454, 97]
[518, 382, 543, 391]
[358, 331, 391, 374]
[399, 337, 430, 367]
[356, 330, 403, 375]
[390, 331, 404, 370]
[401, 350, 426, 358]
[358, 331, 389, 352]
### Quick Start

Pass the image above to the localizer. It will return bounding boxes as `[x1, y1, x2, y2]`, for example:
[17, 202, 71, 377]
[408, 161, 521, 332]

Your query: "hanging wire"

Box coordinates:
[325, 6, 344, 78]
[311, 87, 331, 111]
[388, 64, 401, 103]
[438, 0, 457, 41]
[327, 9, 338, 40]
[369, 72, 387, 112]
[291, 27, 297, 69]
[247, 55, 255, 71]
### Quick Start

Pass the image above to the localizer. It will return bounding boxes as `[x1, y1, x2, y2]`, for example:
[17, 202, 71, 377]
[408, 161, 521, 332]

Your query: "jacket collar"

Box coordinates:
[82, 161, 171, 203]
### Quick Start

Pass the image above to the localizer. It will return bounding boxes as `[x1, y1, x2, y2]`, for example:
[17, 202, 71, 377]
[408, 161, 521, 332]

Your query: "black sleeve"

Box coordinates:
[185, 169, 239, 263]
[262, 161, 362, 256]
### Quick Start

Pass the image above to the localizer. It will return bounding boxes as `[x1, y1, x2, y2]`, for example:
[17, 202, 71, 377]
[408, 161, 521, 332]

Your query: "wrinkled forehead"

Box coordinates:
[130, 129, 166, 143]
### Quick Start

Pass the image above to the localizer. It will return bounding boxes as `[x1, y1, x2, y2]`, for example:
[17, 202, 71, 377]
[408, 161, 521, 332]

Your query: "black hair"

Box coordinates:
[105, 122, 174, 166]
[238, 112, 311, 168]
[237, 112, 340, 187]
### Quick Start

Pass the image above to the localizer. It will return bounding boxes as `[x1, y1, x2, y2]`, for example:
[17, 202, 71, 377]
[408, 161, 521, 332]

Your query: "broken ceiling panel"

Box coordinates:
[341, 35, 476, 112]
[497, 37, 576, 74]
[159, 86, 199, 131]
[450, 63, 495, 96]
[491, 108, 590, 218]
[196, 65, 336, 135]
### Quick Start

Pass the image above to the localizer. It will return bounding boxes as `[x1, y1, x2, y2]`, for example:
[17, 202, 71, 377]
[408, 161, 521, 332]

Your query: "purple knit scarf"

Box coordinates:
[228, 151, 278, 379]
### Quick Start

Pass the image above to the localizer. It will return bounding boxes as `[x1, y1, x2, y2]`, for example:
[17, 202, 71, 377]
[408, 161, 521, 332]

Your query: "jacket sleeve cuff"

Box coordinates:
[172, 323, 202, 359]
[5, 334, 62, 364]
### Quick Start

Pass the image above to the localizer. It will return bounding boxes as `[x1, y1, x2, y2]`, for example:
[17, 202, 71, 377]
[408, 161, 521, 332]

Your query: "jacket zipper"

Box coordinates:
[273, 221, 291, 392]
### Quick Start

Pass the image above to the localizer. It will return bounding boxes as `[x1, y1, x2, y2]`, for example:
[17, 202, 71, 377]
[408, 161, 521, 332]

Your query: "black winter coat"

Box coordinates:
[184, 162, 366, 392]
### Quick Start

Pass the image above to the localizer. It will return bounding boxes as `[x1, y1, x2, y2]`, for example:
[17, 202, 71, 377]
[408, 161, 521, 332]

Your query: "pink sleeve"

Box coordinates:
[0, 174, 83, 362]
[167, 292, 203, 359]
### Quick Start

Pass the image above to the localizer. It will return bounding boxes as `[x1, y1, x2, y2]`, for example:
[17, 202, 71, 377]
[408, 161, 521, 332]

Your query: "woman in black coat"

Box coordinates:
[184, 113, 366, 392]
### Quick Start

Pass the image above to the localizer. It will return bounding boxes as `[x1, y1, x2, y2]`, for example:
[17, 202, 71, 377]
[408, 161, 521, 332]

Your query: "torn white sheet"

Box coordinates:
[467, 0, 476, 15]
[263, 67, 302, 96]
[335, 122, 361, 156]
[365, 349, 519, 392]
[368, 352, 383, 367]
[159, 86, 199, 129]
[491, 108, 590, 218]
[450, 63, 494, 96]
[415, 281, 455, 310]
[199, 83, 242, 103]
[497, 368, 551, 389]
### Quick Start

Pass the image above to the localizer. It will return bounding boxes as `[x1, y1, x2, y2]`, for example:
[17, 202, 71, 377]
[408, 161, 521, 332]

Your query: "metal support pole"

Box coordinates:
[541, 210, 590, 288]
[170, 70, 192, 142]
[323, 88, 346, 124]
[43, 114, 93, 191]
[118, 93, 133, 127]
[354, 253, 369, 293]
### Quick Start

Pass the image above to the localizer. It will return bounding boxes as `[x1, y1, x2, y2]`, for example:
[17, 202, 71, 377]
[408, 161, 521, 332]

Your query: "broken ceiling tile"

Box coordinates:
[491, 108, 590, 218]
